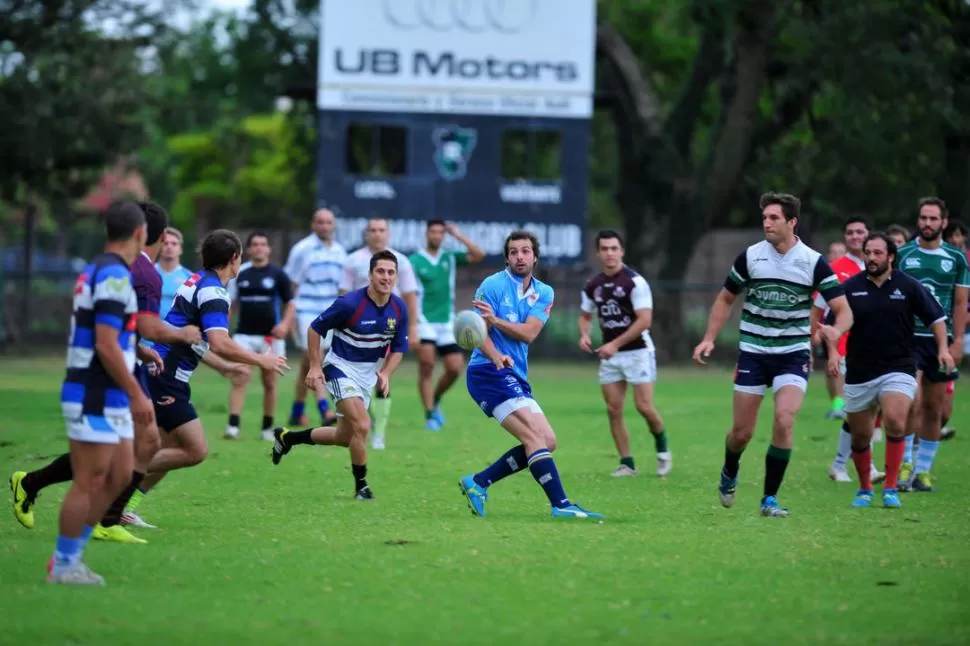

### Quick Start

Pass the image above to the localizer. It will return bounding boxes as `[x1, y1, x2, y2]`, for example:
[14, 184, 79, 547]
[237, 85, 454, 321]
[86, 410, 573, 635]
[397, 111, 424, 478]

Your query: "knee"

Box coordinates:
[544, 431, 558, 452]
[729, 424, 755, 446]
[635, 400, 656, 419]
[136, 430, 161, 462]
[605, 401, 624, 419]
[186, 444, 208, 466]
[353, 417, 372, 438]
[262, 376, 277, 392]
[773, 409, 796, 432]
[418, 361, 434, 377]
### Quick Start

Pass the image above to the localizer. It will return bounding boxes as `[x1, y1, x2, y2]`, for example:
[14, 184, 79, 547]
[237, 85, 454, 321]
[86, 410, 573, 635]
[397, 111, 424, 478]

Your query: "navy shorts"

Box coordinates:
[914, 336, 959, 383]
[734, 350, 811, 396]
[148, 375, 198, 432]
[466, 364, 543, 423]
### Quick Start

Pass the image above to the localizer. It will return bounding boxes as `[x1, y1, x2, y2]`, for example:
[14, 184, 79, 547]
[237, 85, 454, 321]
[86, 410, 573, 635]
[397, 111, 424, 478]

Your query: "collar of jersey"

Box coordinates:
[504, 268, 536, 299]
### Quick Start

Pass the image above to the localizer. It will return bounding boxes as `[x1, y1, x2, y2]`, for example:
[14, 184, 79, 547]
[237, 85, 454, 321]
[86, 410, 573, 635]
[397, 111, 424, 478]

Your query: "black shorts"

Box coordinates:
[135, 363, 151, 398]
[148, 375, 198, 432]
[914, 336, 959, 383]
[420, 339, 462, 357]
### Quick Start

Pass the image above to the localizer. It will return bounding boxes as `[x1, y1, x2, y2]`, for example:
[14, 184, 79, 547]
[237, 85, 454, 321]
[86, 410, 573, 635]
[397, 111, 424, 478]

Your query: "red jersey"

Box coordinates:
[815, 254, 864, 356]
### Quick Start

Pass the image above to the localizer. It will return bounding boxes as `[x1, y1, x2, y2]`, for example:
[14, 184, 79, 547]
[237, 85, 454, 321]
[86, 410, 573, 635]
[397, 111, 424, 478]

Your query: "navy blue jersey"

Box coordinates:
[60, 253, 138, 416]
[154, 271, 231, 384]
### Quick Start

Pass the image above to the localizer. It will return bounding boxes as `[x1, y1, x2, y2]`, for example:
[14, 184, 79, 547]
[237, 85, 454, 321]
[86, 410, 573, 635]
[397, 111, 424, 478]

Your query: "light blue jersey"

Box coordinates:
[157, 263, 193, 319]
[468, 269, 554, 383]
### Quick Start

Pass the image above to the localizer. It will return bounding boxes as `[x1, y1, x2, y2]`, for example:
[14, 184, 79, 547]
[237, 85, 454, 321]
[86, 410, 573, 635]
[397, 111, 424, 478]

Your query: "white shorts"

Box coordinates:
[964, 332, 970, 350]
[63, 406, 134, 445]
[419, 321, 459, 350]
[844, 372, 918, 414]
[295, 313, 334, 352]
[492, 397, 544, 424]
[325, 375, 372, 416]
[233, 333, 286, 357]
[599, 349, 657, 385]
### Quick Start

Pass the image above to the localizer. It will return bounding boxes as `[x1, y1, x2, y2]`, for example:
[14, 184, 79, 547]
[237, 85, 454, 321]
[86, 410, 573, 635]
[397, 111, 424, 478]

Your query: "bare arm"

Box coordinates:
[280, 300, 297, 334]
[490, 316, 544, 344]
[701, 289, 738, 343]
[137, 315, 199, 345]
[578, 312, 593, 341]
[951, 285, 967, 353]
[201, 350, 235, 374]
[307, 326, 323, 372]
[448, 227, 485, 263]
[604, 309, 652, 349]
[826, 295, 854, 336]
[207, 329, 274, 367]
[379, 351, 404, 378]
[810, 304, 824, 341]
[95, 324, 144, 400]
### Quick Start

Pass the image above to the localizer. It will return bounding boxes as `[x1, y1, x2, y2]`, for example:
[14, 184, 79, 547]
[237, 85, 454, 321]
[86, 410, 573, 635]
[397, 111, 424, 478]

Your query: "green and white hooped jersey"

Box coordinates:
[724, 239, 843, 355]
[897, 240, 970, 337]
[409, 249, 469, 324]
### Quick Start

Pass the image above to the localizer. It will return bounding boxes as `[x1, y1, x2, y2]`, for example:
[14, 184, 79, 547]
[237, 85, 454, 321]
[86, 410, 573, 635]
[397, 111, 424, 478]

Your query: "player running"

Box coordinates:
[340, 218, 419, 449]
[9, 202, 202, 544]
[811, 217, 885, 484]
[458, 230, 603, 520]
[896, 197, 968, 491]
[126, 230, 289, 520]
[693, 192, 852, 517]
[45, 201, 153, 584]
[578, 229, 671, 477]
[156, 227, 194, 319]
[271, 250, 408, 500]
[225, 232, 295, 440]
[284, 208, 347, 428]
[410, 220, 484, 431]
[835, 232, 952, 509]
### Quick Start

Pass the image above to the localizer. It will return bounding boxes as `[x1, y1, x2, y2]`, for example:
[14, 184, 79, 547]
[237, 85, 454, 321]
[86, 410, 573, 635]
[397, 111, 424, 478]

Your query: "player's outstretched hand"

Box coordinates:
[376, 371, 389, 396]
[692, 340, 714, 365]
[472, 299, 496, 325]
[180, 325, 203, 345]
[579, 335, 593, 353]
[492, 354, 514, 370]
[939, 349, 956, 375]
[305, 366, 324, 391]
[130, 392, 156, 428]
[261, 353, 289, 376]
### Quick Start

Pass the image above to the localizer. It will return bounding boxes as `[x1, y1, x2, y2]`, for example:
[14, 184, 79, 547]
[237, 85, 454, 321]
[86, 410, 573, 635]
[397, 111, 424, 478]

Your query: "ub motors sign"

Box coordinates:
[318, 0, 597, 118]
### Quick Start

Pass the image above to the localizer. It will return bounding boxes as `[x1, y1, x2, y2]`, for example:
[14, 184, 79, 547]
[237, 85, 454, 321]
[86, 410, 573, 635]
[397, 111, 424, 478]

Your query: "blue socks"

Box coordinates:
[527, 449, 570, 509]
[53, 534, 84, 574]
[289, 401, 305, 424]
[903, 434, 915, 464]
[473, 446, 528, 488]
[317, 397, 330, 420]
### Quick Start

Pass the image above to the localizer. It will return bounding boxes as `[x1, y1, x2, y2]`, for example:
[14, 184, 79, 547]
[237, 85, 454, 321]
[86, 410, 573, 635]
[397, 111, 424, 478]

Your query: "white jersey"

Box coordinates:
[340, 247, 418, 296]
[285, 235, 347, 317]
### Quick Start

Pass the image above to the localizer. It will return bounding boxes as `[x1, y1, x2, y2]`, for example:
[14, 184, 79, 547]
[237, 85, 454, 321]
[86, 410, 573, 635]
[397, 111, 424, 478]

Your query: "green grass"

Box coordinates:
[1, 357, 969, 645]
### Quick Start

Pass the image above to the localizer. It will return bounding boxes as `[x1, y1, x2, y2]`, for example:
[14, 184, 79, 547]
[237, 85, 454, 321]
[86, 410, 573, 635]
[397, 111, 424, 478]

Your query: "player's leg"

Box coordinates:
[912, 375, 948, 492]
[370, 349, 392, 449]
[125, 427, 178, 519]
[10, 452, 74, 529]
[899, 371, 923, 490]
[878, 386, 916, 507]
[720, 353, 767, 508]
[825, 369, 846, 420]
[225, 338, 254, 439]
[417, 338, 439, 430]
[843, 378, 878, 506]
[144, 417, 209, 476]
[431, 345, 464, 426]
[288, 315, 317, 425]
[259, 364, 278, 441]
[828, 357, 854, 481]
[628, 350, 670, 477]
[601, 380, 635, 476]
[941, 380, 956, 441]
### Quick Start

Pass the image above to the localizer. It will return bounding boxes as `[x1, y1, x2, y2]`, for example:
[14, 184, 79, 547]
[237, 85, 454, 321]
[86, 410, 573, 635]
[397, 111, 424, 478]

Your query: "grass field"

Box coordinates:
[1, 356, 969, 645]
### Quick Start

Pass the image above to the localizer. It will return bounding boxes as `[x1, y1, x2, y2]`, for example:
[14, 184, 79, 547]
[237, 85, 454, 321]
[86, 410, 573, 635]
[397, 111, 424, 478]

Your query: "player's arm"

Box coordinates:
[488, 289, 552, 344]
[914, 279, 954, 369]
[199, 288, 287, 374]
[274, 268, 297, 338]
[397, 256, 421, 344]
[951, 282, 968, 360]
[379, 305, 409, 386]
[92, 272, 153, 423]
[338, 260, 354, 296]
[578, 289, 595, 353]
[446, 224, 485, 263]
[814, 258, 853, 340]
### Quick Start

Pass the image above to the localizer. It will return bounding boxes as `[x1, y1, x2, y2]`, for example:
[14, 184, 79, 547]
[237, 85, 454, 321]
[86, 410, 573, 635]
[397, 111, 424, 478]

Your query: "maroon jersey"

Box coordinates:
[580, 266, 655, 352]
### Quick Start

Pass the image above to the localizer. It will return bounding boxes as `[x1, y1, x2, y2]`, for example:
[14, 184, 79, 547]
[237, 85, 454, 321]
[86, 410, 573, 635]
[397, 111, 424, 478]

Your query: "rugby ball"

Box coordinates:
[453, 310, 487, 350]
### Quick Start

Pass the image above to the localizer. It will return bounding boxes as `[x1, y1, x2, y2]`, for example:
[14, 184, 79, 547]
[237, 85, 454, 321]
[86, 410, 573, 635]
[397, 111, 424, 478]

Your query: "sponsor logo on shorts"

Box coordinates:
[155, 396, 176, 406]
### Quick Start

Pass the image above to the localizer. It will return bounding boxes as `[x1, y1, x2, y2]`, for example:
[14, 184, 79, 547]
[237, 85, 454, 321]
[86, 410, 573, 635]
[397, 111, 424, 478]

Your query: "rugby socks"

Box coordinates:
[833, 423, 852, 469]
[371, 391, 391, 441]
[352, 463, 368, 492]
[317, 397, 330, 422]
[902, 434, 915, 464]
[101, 471, 146, 528]
[52, 534, 84, 575]
[763, 445, 791, 498]
[125, 488, 147, 514]
[914, 439, 940, 474]
[831, 396, 845, 413]
[851, 444, 873, 491]
[527, 449, 570, 508]
[228, 414, 240, 428]
[884, 435, 906, 489]
[22, 453, 73, 499]
[620, 456, 636, 471]
[473, 445, 528, 488]
[261, 415, 273, 431]
[289, 401, 305, 425]
[650, 428, 668, 454]
[284, 428, 315, 446]
[722, 441, 744, 480]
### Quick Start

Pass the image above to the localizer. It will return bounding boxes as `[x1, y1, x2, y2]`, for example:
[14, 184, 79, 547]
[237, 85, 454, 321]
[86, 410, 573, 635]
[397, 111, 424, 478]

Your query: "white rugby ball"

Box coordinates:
[453, 309, 488, 350]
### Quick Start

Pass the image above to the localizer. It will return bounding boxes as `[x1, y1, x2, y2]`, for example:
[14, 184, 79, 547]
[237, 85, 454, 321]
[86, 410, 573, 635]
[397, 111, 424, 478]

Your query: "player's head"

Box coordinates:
[943, 219, 968, 251]
[917, 196, 948, 242]
[161, 227, 184, 263]
[595, 229, 625, 272]
[312, 208, 335, 241]
[827, 241, 846, 263]
[201, 229, 243, 279]
[843, 216, 869, 254]
[863, 232, 896, 278]
[504, 230, 540, 278]
[105, 201, 147, 251]
[365, 218, 390, 252]
[246, 231, 271, 264]
[138, 201, 169, 252]
[368, 249, 398, 295]
[759, 192, 800, 245]
[886, 224, 911, 250]
[426, 219, 446, 251]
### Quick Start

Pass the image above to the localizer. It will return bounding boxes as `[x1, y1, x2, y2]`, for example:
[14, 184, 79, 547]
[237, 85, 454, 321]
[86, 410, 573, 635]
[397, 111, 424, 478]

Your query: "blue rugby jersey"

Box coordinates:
[310, 287, 408, 387]
[61, 253, 138, 417]
[153, 271, 231, 384]
[468, 269, 554, 383]
[157, 263, 193, 319]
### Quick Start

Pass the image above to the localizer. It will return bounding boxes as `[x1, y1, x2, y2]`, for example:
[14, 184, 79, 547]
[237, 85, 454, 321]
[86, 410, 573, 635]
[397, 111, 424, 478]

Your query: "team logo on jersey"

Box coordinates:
[262, 277, 275, 290]
[613, 286, 626, 298]
[432, 125, 478, 181]
[941, 259, 954, 273]
[386, 318, 397, 333]
[527, 293, 539, 306]
[905, 257, 920, 268]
